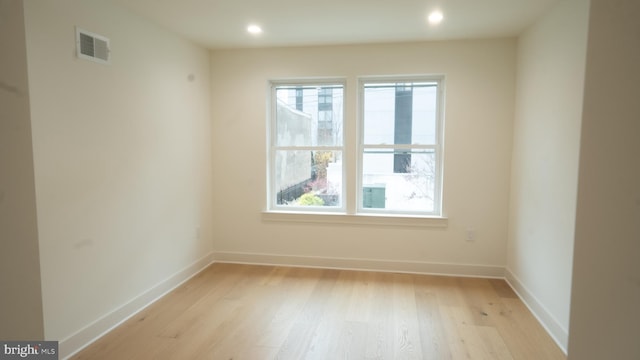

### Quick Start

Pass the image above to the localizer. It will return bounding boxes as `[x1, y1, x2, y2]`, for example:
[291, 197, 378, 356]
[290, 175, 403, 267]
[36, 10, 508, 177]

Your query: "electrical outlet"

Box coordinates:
[466, 227, 476, 242]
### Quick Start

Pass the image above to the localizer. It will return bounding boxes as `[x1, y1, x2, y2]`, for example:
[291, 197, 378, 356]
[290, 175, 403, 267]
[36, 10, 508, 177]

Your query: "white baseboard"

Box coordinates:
[213, 251, 505, 278]
[60, 252, 215, 360]
[58, 252, 567, 359]
[504, 268, 569, 354]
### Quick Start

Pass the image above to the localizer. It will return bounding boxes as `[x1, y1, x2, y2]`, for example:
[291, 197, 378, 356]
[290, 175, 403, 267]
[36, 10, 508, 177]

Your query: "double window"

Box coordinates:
[268, 76, 444, 217]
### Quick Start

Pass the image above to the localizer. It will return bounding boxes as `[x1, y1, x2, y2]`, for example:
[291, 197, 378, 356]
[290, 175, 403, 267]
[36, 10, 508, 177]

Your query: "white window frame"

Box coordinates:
[357, 75, 445, 217]
[265, 75, 446, 223]
[267, 79, 347, 213]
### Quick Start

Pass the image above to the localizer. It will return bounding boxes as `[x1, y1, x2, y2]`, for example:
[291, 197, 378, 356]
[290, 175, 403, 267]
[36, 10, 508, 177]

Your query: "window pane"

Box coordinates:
[275, 85, 343, 147]
[275, 150, 342, 207]
[363, 82, 438, 145]
[361, 149, 436, 212]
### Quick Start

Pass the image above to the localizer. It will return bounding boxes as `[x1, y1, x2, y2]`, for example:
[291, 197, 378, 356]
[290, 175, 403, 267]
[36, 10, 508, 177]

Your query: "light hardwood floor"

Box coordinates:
[71, 263, 566, 359]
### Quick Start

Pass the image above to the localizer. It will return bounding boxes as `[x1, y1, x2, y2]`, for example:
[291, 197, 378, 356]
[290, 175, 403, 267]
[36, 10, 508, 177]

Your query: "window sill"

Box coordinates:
[261, 211, 448, 228]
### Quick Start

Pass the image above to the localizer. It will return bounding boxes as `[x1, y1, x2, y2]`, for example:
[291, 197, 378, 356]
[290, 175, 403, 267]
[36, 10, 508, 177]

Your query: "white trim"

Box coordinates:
[504, 268, 569, 354]
[55, 253, 567, 359]
[213, 251, 503, 278]
[262, 210, 448, 227]
[59, 252, 215, 359]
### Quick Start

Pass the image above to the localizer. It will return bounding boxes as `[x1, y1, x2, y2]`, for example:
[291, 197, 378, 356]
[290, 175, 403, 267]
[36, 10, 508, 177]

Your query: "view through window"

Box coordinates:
[269, 76, 443, 216]
[271, 83, 344, 209]
[360, 79, 442, 214]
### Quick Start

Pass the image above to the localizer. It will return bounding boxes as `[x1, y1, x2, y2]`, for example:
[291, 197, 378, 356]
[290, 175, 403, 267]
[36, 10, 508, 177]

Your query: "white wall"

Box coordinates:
[22, 0, 213, 354]
[0, 0, 44, 340]
[568, 0, 640, 358]
[210, 40, 516, 274]
[507, 0, 589, 351]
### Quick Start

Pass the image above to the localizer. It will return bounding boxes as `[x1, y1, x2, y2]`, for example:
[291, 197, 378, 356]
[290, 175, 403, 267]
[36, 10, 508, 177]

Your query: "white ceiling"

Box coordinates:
[110, 0, 562, 49]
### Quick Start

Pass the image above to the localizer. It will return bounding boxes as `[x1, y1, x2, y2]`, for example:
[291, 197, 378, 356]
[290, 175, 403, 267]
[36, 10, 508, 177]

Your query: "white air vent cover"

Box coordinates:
[76, 28, 110, 64]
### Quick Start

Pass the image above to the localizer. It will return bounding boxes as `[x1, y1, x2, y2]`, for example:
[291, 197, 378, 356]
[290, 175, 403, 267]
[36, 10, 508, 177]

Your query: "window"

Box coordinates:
[268, 76, 444, 217]
[269, 82, 344, 211]
[359, 77, 443, 215]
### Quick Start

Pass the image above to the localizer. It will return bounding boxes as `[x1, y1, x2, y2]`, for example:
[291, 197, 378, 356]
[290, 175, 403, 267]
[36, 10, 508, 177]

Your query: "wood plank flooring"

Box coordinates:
[71, 263, 566, 360]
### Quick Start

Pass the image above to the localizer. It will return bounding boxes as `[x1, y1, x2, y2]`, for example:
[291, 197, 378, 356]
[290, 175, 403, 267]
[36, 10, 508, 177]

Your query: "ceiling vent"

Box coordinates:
[76, 28, 110, 64]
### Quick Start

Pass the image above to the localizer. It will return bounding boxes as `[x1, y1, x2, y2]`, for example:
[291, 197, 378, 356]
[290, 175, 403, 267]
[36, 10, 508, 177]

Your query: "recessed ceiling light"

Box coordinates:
[247, 25, 263, 35]
[428, 11, 444, 25]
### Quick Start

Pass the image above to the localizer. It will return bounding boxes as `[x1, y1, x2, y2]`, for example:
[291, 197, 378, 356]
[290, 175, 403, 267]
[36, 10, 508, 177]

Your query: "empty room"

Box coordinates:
[1, 0, 638, 359]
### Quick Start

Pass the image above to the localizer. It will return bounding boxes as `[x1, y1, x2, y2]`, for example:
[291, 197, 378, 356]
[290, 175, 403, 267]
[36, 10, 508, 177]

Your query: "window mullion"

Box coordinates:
[360, 144, 438, 149]
[275, 146, 344, 151]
